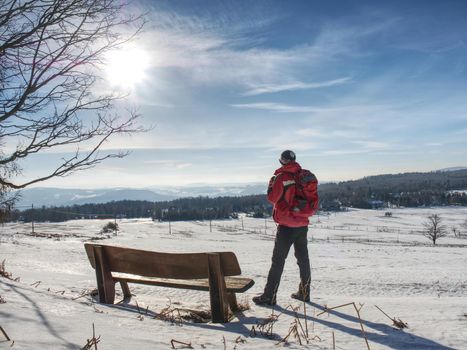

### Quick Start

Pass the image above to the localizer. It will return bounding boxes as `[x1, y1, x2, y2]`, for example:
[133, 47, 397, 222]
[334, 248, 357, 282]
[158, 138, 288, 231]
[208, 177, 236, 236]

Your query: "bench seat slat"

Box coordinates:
[112, 273, 254, 293]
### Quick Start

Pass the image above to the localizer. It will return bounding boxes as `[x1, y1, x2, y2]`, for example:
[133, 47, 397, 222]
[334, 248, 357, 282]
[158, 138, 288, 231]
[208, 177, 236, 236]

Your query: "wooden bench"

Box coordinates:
[84, 243, 254, 323]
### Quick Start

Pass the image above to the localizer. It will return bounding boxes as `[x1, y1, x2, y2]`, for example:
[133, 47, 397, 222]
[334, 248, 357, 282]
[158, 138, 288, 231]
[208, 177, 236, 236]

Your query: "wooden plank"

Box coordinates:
[207, 253, 229, 323]
[84, 243, 241, 278]
[112, 274, 254, 293]
[93, 245, 116, 304]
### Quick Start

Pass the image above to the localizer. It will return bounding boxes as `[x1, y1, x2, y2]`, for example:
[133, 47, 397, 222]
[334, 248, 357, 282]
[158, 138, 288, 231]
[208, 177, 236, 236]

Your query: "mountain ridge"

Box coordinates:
[15, 168, 467, 208]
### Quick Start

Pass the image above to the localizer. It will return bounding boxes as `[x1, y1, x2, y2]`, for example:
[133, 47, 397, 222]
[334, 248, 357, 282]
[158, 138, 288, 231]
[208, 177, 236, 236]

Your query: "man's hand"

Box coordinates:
[267, 175, 276, 195]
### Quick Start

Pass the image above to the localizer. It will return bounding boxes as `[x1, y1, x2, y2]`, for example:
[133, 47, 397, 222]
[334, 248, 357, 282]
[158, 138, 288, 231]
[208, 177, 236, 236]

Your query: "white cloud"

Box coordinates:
[243, 77, 352, 96]
[137, 8, 397, 92]
[230, 103, 330, 113]
[323, 149, 371, 156]
[352, 140, 391, 150]
[143, 159, 192, 169]
[296, 128, 323, 137]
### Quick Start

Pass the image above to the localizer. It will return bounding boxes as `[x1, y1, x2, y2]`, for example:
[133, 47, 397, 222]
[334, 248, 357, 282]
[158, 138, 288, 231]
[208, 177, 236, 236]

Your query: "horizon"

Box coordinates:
[15, 0, 467, 188]
[23, 165, 467, 190]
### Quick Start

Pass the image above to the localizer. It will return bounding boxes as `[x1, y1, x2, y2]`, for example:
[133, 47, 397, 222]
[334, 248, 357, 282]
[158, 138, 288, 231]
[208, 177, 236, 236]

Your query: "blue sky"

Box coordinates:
[23, 0, 467, 188]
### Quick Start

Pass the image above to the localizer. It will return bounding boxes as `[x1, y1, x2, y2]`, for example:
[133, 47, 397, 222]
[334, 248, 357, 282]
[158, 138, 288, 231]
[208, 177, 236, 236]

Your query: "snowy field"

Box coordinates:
[1, 207, 467, 349]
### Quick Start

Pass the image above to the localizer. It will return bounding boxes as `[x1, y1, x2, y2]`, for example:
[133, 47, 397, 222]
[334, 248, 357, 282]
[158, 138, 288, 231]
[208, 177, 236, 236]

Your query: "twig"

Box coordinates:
[72, 289, 98, 301]
[317, 302, 371, 350]
[0, 260, 17, 281]
[235, 336, 246, 344]
[375, 305, 408, 329]
[81, 323, 100, 350]
[317, 302, 354, 317]
[352, 303, 370, 350]
[301, 283, 309, 338]
[250, 313, 280, 339]
[277, 319, 303, 346]
[93, 305, 103, 314]
[30, 281, 41, 288]
[0, 326, 11, 341]
[332, 331, 335, 350]
[312, 306, 315, 333]
[170, 339, 193, 349]
[136, 300, 141, 314]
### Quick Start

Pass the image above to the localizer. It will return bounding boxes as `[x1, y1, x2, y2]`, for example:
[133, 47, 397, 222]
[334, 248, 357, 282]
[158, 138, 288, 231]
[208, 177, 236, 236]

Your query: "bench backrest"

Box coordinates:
[84, 243, 242, 279]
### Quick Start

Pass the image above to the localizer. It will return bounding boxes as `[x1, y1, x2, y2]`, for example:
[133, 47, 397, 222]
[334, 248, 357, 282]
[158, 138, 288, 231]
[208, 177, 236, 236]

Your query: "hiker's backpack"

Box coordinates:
[292, 169, 318, 217]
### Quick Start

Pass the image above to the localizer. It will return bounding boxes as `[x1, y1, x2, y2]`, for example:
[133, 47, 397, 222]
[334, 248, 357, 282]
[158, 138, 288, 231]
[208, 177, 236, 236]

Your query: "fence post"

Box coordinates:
[31, 204, 35, 234]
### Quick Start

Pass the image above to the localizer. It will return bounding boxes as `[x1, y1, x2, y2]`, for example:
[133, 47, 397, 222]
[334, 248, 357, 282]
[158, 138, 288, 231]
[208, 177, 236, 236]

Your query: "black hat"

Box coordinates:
[279, 150, 296, 164]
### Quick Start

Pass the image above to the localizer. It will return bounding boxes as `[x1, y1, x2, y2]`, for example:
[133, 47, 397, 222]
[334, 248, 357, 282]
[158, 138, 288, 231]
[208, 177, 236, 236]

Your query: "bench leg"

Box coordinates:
[93, 245, 115, 304]
[120, 281, 132, 301]
[207, 253, 229, 323]
[227, 292, 239, 312]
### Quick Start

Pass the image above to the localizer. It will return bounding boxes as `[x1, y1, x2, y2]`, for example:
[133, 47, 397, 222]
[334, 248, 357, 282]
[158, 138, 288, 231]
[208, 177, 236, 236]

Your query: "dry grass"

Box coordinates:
[375, 305, 408, 329]
[250, 313, 280, 339]
[72, 288, 98, 301]
[151, 297, 251, 324]
[0, 259, 20, 282]
[81, 323, 100, 350]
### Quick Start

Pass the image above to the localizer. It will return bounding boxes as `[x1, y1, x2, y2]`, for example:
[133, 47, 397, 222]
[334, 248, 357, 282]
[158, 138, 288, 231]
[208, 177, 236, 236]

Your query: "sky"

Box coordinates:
[21, 0, 467, 188]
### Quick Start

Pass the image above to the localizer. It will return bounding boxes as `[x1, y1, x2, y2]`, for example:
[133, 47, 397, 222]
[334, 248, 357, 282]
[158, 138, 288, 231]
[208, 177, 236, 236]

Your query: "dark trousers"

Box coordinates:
[263, 225, 311, 298]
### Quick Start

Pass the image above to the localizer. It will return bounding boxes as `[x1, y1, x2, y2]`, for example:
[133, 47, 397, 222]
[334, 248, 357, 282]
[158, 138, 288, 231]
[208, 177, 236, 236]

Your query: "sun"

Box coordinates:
[104, 45, 150, 89]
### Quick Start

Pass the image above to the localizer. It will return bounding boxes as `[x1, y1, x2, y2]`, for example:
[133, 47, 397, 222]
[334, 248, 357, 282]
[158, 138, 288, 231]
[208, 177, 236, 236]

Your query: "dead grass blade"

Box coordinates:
[170, 339, 193, 349]
[375, 305, 408, 329]
[30, 281, 41, 288]
[81, 323, 100, 350]
[72, 289, 98, 301]
[0, 260, 19, 281]
[317, 301, 371, 350]
[277, 319, 302, 346]
[0, 326, 11, 341]
[250, 313, 280, 339]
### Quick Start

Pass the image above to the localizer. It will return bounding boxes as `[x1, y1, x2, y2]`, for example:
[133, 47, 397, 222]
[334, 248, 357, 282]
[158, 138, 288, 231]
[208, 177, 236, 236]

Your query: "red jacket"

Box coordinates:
[267, 161, 318, 227]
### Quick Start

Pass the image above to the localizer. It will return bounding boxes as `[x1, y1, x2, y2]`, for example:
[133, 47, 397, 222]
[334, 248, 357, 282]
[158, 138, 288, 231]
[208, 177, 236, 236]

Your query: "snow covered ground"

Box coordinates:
[1, 207, 466, 349]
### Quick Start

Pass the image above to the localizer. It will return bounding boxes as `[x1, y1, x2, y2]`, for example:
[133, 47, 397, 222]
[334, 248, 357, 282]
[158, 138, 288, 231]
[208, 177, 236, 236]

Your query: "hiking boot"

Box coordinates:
[291, 291, 310, 302]
[252, 294, 276, 306]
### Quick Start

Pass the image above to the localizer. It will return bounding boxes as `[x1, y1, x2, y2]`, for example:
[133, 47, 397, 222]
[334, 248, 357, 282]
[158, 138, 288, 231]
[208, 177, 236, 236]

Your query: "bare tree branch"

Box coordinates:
[0, 0, 147, 203]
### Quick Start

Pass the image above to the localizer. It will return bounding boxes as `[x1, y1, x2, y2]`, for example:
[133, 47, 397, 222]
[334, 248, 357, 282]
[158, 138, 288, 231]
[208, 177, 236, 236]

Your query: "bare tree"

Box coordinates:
[451, 226, 460, 238]
[0, 0, 146, 214]
[423, 214, 447, 245]
[461, 219, 467, 237]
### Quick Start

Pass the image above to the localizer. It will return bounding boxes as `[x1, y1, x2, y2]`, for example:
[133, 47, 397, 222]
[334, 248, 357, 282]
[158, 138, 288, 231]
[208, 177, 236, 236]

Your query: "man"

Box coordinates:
[253, 150, 318, 305]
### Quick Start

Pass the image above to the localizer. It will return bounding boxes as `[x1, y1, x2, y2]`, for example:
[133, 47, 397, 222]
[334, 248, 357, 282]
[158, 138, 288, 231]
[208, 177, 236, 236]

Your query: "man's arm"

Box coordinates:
[267, 174, 284, 204]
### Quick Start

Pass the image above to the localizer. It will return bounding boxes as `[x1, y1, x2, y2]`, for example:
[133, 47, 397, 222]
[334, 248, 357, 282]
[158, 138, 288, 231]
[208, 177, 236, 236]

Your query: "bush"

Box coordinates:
[101, 221, 119, 234]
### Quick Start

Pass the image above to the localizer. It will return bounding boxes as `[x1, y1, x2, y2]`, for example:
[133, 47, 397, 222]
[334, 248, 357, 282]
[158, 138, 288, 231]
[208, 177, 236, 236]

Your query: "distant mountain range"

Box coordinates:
[15, 183, 267, 208]
[436, 166, 467, 172]
[14, 167, 467, 208]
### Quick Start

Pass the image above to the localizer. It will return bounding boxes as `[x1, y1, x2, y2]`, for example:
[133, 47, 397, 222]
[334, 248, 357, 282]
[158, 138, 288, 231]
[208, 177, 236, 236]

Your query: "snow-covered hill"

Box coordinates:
[1, 208, 467, 349]
[15, 183, 266, 207]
